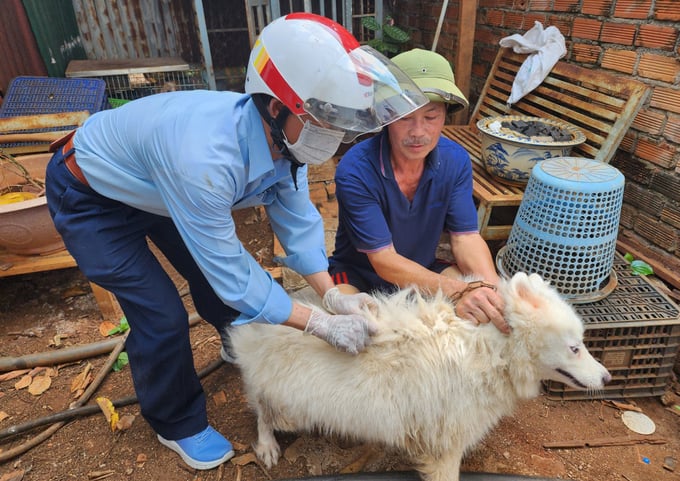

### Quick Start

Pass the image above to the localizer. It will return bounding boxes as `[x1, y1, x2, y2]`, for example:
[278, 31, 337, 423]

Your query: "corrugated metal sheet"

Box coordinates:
[21, 0, 87, 78]
[71, 0, 202, 64]
[0, 0, 47, 96]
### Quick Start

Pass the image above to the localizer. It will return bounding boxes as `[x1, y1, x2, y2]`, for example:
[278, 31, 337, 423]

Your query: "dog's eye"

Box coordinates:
[570, 346, 580, 354]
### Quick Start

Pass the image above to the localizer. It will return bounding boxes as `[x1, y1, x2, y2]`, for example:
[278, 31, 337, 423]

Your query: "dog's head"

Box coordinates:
[501, 273, 611, 398]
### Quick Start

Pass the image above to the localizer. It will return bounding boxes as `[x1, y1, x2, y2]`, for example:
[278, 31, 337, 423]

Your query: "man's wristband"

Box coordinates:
[451, 281, 497, 301]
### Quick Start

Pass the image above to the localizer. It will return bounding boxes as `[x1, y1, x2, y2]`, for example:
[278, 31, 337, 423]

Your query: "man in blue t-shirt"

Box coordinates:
[329, 49, 509, 333]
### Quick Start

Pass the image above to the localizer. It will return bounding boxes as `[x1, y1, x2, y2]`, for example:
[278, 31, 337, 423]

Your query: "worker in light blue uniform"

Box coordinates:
[44, 14, 428, 472]
[329, 48, 510, 333]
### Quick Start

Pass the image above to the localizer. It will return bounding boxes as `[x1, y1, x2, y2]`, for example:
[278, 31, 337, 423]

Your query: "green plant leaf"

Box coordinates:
[112, 352, 129, 372]
[383, 24, 410, 43]
[107, 317, 130, 336]
[360, 16, 381, 31]
[623, 252, 634, 263]
[630, 259, 654, 276]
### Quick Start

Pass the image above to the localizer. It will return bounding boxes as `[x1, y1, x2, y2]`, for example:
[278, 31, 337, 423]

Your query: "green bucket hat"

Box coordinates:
[391, 48, 469, 112]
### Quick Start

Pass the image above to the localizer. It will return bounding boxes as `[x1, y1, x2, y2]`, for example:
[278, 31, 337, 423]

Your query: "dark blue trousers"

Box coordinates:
[45, 149, 238, 440]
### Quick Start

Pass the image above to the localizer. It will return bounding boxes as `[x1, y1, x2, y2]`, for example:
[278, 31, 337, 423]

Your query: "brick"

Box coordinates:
[601, 48, 637, 74]
[661, 206, 680, 229]
[503, 12, 525, 29]
[651, 170, 680, 202]
[623, 183, 666, 216]
[654, 0, 680, 21]
[529, 0, 551, 11]
[650, 87, 680, 115]
[632, 108, 665, 135]
[638, 53, 680, 83]
[635, 138, 676, 168]
[611, 150, 654, 185]
[553, 0, 580, 12]
[474, 25, 500, 46]
[618, 132, 635, 153]
[614, 0, 652, 19]
[636, 24, 678, 50]
[600, 22, 636, 45]
[582, 0, 613, 16]
[572, 18, 602, 40]
[619, 204, 636, 228]
[547, 16, 571, 37]
[572, 43, 601, 64]
[524, 13, 548, 28]
[664, 114, 680, 144]
[484, 9, 504, 27]
[634, 212, 678, 252]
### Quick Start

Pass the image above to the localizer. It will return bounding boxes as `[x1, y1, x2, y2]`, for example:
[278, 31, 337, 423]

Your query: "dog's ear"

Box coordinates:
[512, 272, 547, 310]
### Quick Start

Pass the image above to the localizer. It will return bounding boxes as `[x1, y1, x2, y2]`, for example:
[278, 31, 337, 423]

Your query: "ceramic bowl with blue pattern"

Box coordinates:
[477, 115, 586, 186]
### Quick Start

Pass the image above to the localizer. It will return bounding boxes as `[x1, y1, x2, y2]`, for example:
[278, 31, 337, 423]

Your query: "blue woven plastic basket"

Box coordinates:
[0, 76, 108, 117]
[496, 157, 625, 303]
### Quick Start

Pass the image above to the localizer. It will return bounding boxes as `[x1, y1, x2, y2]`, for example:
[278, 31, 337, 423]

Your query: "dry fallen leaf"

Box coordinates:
[96, 396, 119, 431]
[231, 453, 258, 466]
[27, 366, 46, 377]
[71, 363, 93, 393]
[0, 411, 9, 422]
[62, 286, 88, 298]
[231, 440, 249, 451]
[28, 375, 52, 395]
[136, 453, 147, 465]
[0, 369, 30, 382]
[212, 390, 227, 406]
[0, 469, 25, 481]
[99, 321, 117, 337]
[116, 414, 136, 431]
[14, 375, 32, 391]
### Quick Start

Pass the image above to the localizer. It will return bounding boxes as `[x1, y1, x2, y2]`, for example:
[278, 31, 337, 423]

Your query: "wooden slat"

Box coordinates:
[0, 111, 89, 133]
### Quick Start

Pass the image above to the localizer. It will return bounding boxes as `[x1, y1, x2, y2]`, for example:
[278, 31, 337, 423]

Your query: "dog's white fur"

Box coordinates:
[230, 272, 611, 481]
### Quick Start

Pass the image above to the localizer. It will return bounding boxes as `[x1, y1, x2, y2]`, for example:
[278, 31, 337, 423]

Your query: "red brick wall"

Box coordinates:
[395, 0, 680, 282]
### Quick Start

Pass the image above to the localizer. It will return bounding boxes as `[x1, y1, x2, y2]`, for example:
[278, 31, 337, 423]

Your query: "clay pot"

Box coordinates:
[0, 153, 64, 255]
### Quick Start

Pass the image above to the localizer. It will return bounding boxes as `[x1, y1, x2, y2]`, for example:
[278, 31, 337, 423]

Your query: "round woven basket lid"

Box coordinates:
[535, 157, 624, 189]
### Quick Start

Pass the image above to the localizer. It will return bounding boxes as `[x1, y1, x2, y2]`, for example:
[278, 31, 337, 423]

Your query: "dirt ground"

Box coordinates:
[1, 207, 680, 481]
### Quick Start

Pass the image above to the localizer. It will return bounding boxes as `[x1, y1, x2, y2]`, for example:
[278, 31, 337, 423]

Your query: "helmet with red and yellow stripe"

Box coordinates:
[245, 13, 428, 142]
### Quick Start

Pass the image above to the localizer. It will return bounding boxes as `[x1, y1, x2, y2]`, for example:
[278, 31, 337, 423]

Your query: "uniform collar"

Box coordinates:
[241, 98, 277, 183]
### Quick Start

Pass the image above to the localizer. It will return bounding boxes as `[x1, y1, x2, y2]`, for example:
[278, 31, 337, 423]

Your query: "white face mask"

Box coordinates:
[283, 120, 345, 165]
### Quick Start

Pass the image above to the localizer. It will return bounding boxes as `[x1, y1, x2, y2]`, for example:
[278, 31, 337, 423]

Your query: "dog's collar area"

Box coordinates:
[452, 281, 497, 301]
[555, 368, 587, 389]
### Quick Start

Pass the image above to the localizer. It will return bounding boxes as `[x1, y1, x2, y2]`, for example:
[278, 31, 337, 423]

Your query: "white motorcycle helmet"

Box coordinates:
[245, 12, 428, 142]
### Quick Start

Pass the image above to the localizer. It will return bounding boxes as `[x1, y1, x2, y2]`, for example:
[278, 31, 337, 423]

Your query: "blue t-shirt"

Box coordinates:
[329, 131, 477, 290]
[73, 90, 328, 325]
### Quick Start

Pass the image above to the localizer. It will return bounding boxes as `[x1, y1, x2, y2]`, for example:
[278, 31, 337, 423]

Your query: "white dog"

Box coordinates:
[230, 272, 611, 481]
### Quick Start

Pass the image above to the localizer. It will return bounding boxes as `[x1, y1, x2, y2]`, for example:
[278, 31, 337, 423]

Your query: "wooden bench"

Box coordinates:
[442, 47, 650, 240]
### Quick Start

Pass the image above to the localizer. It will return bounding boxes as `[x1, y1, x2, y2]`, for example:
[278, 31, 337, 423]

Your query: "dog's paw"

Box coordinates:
[254, 439, 281, 468]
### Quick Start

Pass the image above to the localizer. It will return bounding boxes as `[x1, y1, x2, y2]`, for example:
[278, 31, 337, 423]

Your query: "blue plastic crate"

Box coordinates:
[0, 76, 108, 117]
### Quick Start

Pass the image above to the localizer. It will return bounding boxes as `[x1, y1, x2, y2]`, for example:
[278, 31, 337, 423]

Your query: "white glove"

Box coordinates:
[322, 287, 377, 316]
[304, 309, 376, 355]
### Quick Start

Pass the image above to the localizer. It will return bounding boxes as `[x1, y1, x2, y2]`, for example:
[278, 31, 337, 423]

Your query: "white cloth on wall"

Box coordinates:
[499, 21, 566, 105]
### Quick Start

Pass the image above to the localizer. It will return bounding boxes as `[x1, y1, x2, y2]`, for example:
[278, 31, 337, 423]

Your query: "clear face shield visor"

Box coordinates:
[302, 46, 429, 143]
